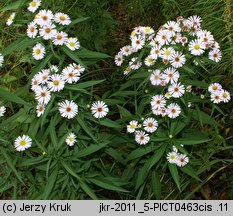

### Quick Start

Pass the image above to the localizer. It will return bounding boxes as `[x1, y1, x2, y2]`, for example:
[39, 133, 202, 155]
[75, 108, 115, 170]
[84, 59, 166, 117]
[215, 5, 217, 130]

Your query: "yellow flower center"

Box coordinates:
[148, 58, 153, 63]
[170, 155, 175, 159]
[148, 122, 153, 127]
[45, 28, 51, 33]
[69, 42, 75, 47]
[31, 1, 37, 7]
[165, 50, 170, 56]
[223, 93, 227, 98]
[35, 49, 41, 55]
[53, 80, 59, 86]
[30, 27, 35, 32]
[69, 137, 73, 142]
[194, 44, 200, 50]
[57, 35, 62, 40]
[20, 140, 26, 146]
[145, 27, 150, 33]
[42, 75, 47, 80]
[60, 15, 66, 21]
[130, 124, 135, 129]
[212, 86, 217, 90]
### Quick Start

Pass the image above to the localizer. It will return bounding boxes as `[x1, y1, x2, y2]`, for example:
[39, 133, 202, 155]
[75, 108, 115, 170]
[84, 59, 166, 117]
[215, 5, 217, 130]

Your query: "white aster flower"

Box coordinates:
[144, 55, 156, 66]
[65, 37, 80, 51]
[156, 30, 171, 46]
[35, 9, 53, 27]
[151, 95, 166, 109]
[35, 86, 51, 105]
[39, 23, 57, 40]
[176, 154, 189, 167]
[127, 120, 138, 133]
[31, 74, 41, 91]
[0, 106, 6, 117]
[210, 91, 223, 104]
[6, 12, 15, 26]
[163, 21, 181, 36]
[120, 45, 133, 56]
[160, 47, 175, 60]
[168, 82, 185, 98]
[70, 63, 85, 74]
[114, 53, 124, 66]
[135, 130, 150, 145]
[221, 90, 231, 103]
[143, 117, 158, 133]
[167, 103, 181, 119]
[53, 31, 68, 46]
[36, 103, 45, 117]
[0, 53, 4, 67]
[208, 83, 222, 93]
[27, 22, 38, 38]
[189, 39, 205, 56]
[47, 74, 65, 92]
[150, 70, 162, 86]
[37, 69, 50, 84]
[170, 51, 186, 68]
[91, 101, 109, 119]
[14, 135, 32, 152]
[32, 43, 46, 60]
[162, 67, 179, 84]
[54, 12, 71, 25]
[66, 133, 76, 146]
[187, 15, 202, 28]
[209, 49, 222, 62]
[131, 36, 145, 50]
[150, 45, 161, 59]
[62, 66, 80, 84]
[167, 151, 178, 164]
[28, 0, 41, 13]
[59, 100, 78, 119]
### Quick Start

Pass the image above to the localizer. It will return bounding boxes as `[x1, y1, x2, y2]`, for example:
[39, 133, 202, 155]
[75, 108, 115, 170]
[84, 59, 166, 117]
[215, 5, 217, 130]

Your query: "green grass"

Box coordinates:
[0, 0, 232, 200]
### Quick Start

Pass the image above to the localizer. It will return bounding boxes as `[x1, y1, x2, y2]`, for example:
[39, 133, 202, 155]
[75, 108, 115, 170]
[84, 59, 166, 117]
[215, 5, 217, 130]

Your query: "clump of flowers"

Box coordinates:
[208, 83, 231, 104]
[31, 63, 85, 118]
[26, 5, 80, 60]
[116, 15, 231, 146]
[116, 16, 231, 168]
[167, 146, 189, 167]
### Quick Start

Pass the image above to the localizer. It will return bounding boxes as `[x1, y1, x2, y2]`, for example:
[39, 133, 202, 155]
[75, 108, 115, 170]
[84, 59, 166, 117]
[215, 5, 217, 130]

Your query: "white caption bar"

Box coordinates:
[0, 200, 232, 216]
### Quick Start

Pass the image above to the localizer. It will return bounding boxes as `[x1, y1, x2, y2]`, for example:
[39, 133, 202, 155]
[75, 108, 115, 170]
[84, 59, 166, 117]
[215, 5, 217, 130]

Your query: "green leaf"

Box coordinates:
[76, 48, 110, 59]
[175, 133, 211, 145]
[2, 38, 39, 56]
[106, 148, 126, 165]
[0, 0, 26, 11]
[0, 88, 30, 106]
[61, 161, 97, 199]
[168, 163, 180, 191]
[136, 144, 167, 189]
[152, 171, 161, 199]
[126, 145, 156, 161]
[42, 166, 59, 199]
[192, 108, 218, 126]
[99, 118, 122, 129]
[0, 148, 23, 183]
[76, 115, 98, 143]
[72, 142, 109, 158]
[89, 178, 129, 193]
[61, 46, 85, 66]
[180, 165, 202, 182]
[69, 79, 105, 89]
[70, 17, 90, 26]
[117, 105, 132, 119]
